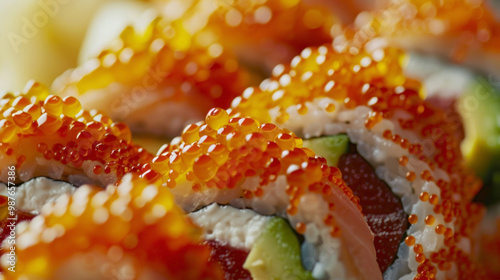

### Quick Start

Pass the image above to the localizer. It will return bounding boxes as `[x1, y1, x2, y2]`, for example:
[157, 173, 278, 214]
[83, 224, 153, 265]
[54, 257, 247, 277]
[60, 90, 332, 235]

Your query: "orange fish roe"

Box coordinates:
[405, 235, 416, 246]
[0, 81, 153, 186]
[148, 107, 361, 235]
[229, 42, 486, 279]
[52, 16, 248, 136]
[231, 45, 410, 124]
[409, 214, 419, 225]
[0, 175, 222, 279]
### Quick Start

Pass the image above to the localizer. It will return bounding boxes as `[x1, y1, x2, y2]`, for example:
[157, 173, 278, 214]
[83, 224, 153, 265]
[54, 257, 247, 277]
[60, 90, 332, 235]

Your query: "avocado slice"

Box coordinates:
[302, 134, 349, 166]
[459, 78, 500, 205]
[243, 217, 314, 280]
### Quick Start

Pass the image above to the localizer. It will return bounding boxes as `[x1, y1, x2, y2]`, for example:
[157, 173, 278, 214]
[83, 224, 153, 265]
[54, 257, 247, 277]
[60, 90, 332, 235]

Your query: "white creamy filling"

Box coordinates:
[188, 203, 272, 250]
[0, 177, 76, 214]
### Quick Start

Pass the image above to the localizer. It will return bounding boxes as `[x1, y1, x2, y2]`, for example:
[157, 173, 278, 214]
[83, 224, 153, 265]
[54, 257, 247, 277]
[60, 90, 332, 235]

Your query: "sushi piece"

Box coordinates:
[145, 108, 382, 279]
[335, 0, 500, 78]
[230, 44, 486, 279]
[52, 15, 249, 138]
[0, 81, 153, 187]
[0, 174, 222, 279]
[154, 0, 339, 72]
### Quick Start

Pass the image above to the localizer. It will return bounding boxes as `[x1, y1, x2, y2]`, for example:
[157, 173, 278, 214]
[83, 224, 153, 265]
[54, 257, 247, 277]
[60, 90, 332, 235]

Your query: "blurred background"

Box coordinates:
[0, 0, 152, 91]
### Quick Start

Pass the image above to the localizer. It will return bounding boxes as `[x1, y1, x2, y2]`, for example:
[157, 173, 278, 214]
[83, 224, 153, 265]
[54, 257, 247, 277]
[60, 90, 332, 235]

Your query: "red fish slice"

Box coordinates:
[339, 145, 408, 272]
[204, 240, 251, 280]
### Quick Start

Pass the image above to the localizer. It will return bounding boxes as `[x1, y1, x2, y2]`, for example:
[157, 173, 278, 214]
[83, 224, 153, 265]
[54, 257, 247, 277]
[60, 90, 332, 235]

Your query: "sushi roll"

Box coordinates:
[153, 0, 339, 72]
[229, 44, 486, 279]
[0, 174, 222, 279]
[336, 0, 500, 78]
[0, 81, 153, 187]
[145, 107, 382, 279]
[52, 15, 250, 138]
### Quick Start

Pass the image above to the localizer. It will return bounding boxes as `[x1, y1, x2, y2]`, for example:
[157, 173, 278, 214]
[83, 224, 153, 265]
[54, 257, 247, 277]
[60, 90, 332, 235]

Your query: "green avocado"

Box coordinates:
[243, 135, 349, 279]
[243, 217, 314, 280]
[302, 134, 349, 166]
[459, 78, 500, 205]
